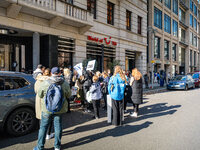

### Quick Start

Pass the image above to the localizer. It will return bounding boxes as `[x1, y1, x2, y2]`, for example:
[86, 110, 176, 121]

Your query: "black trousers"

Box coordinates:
[92, 100, 100, 118]
[103, 93, 107, 108]
[133, 103, 139, 113]
[112, 99, 123, 126]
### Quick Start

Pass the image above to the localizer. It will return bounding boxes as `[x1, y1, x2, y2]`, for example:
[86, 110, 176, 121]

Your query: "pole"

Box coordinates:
[151, 30, 154, 89]
[101, 44, 104, 72]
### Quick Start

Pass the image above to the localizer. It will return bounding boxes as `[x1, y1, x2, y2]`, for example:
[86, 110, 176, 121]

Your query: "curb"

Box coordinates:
[143, 88, 167, 95]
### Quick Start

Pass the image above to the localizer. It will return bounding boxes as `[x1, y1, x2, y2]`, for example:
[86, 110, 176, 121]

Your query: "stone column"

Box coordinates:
[33, 32, 40, 70]
[21, 45, 25, 69]
[15, 46, 20, 72]
[4, 45, 9, 71]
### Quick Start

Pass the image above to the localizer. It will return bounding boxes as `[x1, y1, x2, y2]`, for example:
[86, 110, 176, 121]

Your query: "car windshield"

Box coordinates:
[192, 73, 199, 79]
[172, 76, 186, 81]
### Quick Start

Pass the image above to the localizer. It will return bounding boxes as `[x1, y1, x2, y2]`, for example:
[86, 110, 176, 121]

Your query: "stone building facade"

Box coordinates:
[148, 0, 200, 76]
[0, 0, 147, 74]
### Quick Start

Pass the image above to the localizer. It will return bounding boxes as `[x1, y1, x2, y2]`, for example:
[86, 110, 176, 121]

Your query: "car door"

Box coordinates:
[0, 76, 19, 123]
[187, 75, 193, 88]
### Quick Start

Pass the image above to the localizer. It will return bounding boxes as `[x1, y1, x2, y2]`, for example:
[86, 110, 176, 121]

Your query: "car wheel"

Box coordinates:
[185, 85, 188, 91]
[6, 108, 36, 136]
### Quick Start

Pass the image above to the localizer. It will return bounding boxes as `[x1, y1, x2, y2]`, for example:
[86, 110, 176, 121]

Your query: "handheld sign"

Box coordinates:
[86, 60, 96, 71]
[74, 63, 83, 76]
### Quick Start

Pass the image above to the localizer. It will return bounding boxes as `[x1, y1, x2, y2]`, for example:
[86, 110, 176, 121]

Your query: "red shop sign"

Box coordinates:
[87, 35, 117, 46]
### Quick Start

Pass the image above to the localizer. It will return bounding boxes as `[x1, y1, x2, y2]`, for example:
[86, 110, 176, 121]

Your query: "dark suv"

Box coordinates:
[0, 71, 36, 136]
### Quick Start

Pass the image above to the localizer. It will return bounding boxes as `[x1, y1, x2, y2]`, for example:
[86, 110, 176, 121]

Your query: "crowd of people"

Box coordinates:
[32, 64, 143, 150]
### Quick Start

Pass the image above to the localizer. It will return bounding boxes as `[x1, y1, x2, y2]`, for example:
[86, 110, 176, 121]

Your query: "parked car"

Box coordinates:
[167, 75, 195, 90]
[0, 71, 36, 136]
[192, 73, 200, 87]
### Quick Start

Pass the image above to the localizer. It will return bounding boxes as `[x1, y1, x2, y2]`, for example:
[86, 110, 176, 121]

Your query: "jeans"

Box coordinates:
[36, 112, 62, 150]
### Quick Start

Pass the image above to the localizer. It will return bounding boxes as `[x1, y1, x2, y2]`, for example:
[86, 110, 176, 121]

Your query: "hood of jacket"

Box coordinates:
[49, 75, 65, 85]
[36, 75, 50, 81]
[34, 68, 43, 74]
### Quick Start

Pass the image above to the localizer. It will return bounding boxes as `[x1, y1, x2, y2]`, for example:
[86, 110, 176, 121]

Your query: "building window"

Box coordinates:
[190, 0, 193, 11]
[154, 36, 160, 59]
[179, 47, 185, 66]
[87, 0, 96, 19]
[190, 14, 193, 27]
[179, 8, 186, 24]
[190, 32, 193, 44]
[194, 4, 197, 16]
[173, 0, 178, 15]
[126, 10, 131, 31]
[173, 20, 178, 37]
[194, 35, 197, 47]
[179, 27, 186, 43]
[107, 1, 114, 25]
[154, 7, 162, 29]
[164, 40, 169, 60]
[194, 51, 196, 66]
[62, 0, 73, 4]
[172, 43, 177, 61]
[138, 16, 142, 34]
[164, 14, 171, 34]
[190, 50, 193, 66]
[194, 18, 197, 30]
[165, 0, 171, 9]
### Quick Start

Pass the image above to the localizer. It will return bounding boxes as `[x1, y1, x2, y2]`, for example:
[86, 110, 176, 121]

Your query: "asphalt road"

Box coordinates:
[1, 88, 200, 150]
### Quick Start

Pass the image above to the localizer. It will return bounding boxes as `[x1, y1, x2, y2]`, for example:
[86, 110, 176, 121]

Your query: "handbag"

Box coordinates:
[86, 91, 92, 103]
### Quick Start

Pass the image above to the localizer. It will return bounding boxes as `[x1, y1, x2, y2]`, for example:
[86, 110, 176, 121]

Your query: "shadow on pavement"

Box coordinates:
[0, 102, 181, 149]
[46, 121, 153, 150]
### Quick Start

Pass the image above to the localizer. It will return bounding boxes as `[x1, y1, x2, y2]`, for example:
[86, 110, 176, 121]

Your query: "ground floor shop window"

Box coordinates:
[125, 50, 136, 72]
[86, 42, 115, 72]
[57, 36, 75, 69]
[58, 52, 73, 68]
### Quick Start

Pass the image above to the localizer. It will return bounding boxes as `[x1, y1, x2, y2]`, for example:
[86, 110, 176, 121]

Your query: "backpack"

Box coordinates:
[44, 83, 64, 113]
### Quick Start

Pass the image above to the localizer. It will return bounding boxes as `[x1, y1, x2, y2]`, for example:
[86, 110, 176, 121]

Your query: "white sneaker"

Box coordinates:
[130, 112, 138, 118]
[46, 133, 54, 140]
[55, 148, 60, 150]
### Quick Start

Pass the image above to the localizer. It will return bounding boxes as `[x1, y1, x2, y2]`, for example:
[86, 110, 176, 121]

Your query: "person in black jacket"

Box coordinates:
[130, 68, 143, 118]
[82, 69, 93, 112]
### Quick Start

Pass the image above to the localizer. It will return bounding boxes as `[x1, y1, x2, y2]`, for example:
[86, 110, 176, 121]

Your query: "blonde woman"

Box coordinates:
[130, 68, 143, 117]
[64, 68, 72, 87]
[108, 66, 126, 126]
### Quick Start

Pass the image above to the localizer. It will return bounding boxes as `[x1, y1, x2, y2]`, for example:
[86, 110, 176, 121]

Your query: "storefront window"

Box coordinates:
[58, 52, 73, 68]
[57, 36, 74, 69]
[125, 50, 136, 71]
[86, 42, 115, 72]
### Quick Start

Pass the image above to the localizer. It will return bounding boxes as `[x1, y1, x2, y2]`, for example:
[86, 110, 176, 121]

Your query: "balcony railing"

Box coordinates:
[16, 0, 93, 23]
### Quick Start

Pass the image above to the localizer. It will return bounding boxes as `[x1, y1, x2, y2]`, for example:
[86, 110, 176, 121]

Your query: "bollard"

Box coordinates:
[107, 95, 112, 123]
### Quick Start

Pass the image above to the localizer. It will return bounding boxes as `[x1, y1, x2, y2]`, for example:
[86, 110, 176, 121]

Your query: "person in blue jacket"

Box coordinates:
[108, 66, 126, 126]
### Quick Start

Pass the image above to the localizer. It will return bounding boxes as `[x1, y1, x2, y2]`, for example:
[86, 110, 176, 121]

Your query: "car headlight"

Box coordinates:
[179, 83, 185, 85]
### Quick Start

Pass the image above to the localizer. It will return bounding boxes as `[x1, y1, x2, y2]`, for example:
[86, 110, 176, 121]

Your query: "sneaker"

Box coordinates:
[55, 148, 60, 150]
[95, 117, 99, 119]
[46, 133, 54, 140]
[130, 112, 138, 118]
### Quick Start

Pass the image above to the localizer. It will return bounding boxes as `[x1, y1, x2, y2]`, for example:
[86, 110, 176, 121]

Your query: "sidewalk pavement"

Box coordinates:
[143, 82, 167, 95]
